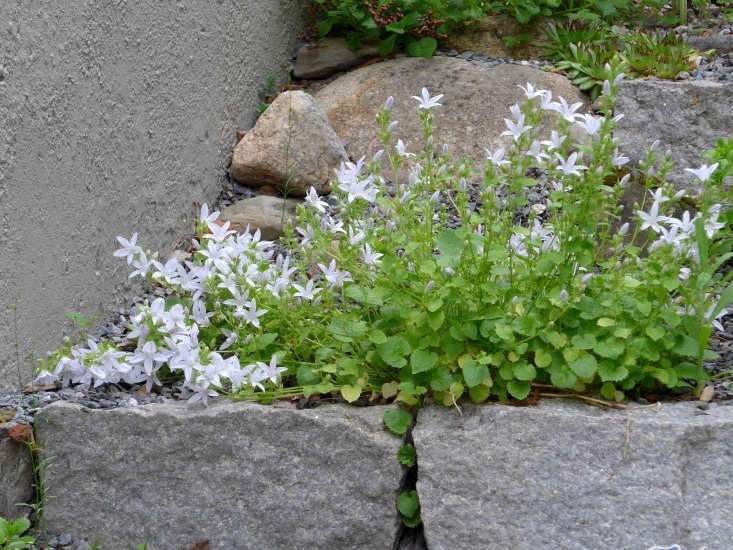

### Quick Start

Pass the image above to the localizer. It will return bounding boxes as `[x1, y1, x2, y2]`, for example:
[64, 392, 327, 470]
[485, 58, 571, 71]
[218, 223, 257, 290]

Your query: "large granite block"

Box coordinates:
[35, 400, 403, 550]
[414, 399, 733, 550]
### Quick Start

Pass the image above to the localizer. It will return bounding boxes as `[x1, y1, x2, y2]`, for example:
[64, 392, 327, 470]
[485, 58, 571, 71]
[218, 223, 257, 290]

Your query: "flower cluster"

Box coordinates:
[36, 77, 731, 407]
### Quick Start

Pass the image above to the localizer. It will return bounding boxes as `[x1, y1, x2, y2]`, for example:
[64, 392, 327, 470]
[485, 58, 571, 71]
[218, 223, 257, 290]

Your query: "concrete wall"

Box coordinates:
[0, 0, 311, 393]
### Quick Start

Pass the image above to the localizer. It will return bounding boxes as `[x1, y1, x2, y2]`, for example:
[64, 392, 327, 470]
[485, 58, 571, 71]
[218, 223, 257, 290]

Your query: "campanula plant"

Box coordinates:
[34, 69, 732, 407]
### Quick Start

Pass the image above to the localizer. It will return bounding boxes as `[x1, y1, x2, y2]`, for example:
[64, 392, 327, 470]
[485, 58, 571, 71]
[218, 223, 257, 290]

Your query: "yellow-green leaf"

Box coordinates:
[340, 385, 362, 403]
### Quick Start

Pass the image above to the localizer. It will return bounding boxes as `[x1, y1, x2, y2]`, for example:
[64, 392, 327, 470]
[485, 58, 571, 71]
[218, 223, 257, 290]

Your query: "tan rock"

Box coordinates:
[220, 195, 300, 241]
[439, 15, 551, 59]
[293, 37, 381, 80]
[232, 91, 348, 197]
[315, 57, 589, 180]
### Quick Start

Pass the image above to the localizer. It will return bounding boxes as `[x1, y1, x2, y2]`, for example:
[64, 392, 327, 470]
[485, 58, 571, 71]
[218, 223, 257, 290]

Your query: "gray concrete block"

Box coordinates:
[35, 400, 403, 549]
[414, 399, 733, 550]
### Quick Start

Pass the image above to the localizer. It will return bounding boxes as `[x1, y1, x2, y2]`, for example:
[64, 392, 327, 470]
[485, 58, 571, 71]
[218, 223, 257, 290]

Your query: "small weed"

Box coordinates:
[0, 515, 35, 549]
[256, 76, 278, 116]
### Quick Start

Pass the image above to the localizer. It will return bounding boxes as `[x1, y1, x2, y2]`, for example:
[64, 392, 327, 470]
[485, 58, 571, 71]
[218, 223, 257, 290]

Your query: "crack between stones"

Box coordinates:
[392, 414, 428, 550]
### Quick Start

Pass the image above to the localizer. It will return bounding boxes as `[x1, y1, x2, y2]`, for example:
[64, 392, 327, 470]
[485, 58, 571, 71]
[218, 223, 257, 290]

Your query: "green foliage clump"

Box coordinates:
[397, 444, 417, 467]
[312, 0, 490, 57]
[397, 490, 421, 527]
[0, 516, 34, 550]
[542, 24, 700, 99]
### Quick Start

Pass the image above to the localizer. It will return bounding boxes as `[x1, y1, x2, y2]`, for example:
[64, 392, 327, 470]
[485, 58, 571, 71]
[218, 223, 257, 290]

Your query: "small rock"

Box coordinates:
[71, 541, 91, 550]
[293, 37, 380, 80]
[232, 91, 347, 197]
[220, 196, 301, 241]
[58, 533, 73, 546]
[676, 71, 690, 80]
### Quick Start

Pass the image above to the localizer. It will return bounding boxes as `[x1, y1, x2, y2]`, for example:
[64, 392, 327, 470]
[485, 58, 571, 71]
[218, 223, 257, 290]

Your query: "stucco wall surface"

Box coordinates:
[0, 0, 310, 393]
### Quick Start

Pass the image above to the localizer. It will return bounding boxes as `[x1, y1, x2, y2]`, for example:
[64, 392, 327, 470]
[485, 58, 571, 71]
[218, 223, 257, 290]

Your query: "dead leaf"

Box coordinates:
[184, 541, 210, 550]
[699, 385, 715, 403]
[8, 423, 33, 443]
[21, 383, 56, 394]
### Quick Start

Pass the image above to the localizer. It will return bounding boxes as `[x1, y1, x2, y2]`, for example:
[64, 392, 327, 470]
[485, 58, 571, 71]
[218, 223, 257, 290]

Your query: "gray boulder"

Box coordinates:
[0, 421, 34, 520]
[413, 399, 733, 550]
[220, 195, 300, 241]
[232, 91, 348, 197]
[315, 57, 589, 181]
[293, 37, 381, 80]
[614, 79, 733, 190]
[35, 400, 403, 550]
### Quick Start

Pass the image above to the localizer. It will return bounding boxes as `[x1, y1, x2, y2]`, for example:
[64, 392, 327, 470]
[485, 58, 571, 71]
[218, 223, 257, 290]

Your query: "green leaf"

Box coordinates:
[645, 325, 665, 341]
[601, 381, 616, 400]
[550, 365, 577, 388]
[571, 333, 597, 349]
[507, 380, 531, 400]
[402, 513, 422, 528]
[427, 310, 445, 331]
[65, 311, 91, 327]
[407, 36, 437, 58]
[512, 361, 536, 381]
[384, 409, 412, 436]
[296, 365, 321, 386]
[495, 323, 514, 341]
[469, 384, 491, 403]
[411, 349, 439, 374]
[397, 444, 417, 467]
[436, 229, 463, 268]
[546, 331, 567, 348]
[397, 490, 420, 518]
[672, 334, 700, 357]
[425, 299, 443, 312]
[597, 317, 616, 327]
[430, 367, 453, 391]
[598, 361, 629, 382]
[636, 301, 652, 316]
[594, 337, 625, 358]
[569, 354, 598, 378]
[623, 276, 642, 288]
[462, 360, 489, 388]
[377, 336, 411, 366]
[534, 349, 552, 368]
[341, 384, 363, 403]
[344, 284, 366, 303]
[378, 34, 397, 57]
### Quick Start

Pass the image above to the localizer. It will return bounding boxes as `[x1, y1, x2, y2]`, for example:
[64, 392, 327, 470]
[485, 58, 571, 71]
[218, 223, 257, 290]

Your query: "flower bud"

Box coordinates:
[581, 273, 593, 284]
[442, 143, 449, 155]
[603, 80, 611, 97]
[619, 174, 630, 187]
[650, 139, 660, 151]
[560, 289, 568, 302]
[384, 96, 394, 110]
[437, 164, 447, 175]
[613, 73, 625, 87]
[427, 136, 433, 146]
[408, 173, 418, 187]
[459, 177, 467, 191]
[425, 280, 435, 293]
[373, 149, 384, 163]
[387, 120, 399, 133]
[430, 190, 441, 202]
[399, 191, 411, 204]
[619, 222, 630, 236]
